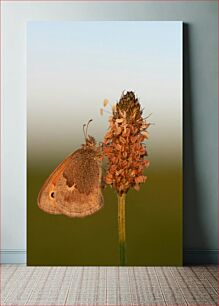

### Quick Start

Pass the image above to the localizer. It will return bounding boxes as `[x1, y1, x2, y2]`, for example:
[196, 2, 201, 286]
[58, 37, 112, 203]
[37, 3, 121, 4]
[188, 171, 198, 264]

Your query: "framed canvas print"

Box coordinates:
[27, 21, 182, 266]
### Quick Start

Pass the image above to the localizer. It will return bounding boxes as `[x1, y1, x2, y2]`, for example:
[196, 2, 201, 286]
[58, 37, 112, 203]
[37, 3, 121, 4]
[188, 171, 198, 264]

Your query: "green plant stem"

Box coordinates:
[118, 193, 127, 266]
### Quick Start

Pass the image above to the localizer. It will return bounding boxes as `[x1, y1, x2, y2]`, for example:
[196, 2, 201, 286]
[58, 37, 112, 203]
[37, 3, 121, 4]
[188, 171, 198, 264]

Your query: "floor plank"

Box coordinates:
[1, 265, 218, 305]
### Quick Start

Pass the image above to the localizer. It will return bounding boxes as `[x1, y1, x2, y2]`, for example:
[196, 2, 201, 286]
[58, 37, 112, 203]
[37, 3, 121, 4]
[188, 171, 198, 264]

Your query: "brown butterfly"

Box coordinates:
[37, 119, 104, 218]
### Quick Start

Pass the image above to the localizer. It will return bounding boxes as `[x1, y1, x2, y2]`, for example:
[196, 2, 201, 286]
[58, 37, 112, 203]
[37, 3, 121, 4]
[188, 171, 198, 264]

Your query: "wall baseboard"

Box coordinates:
[0, 250, 26, 264]
[1, 249, 218, 265]
[184, 249, 218, 265]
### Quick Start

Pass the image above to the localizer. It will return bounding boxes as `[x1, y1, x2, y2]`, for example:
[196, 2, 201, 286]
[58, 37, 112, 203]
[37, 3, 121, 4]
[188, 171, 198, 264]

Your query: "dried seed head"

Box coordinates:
[103, 91, 150, 196]
[115, 91, 142, 120]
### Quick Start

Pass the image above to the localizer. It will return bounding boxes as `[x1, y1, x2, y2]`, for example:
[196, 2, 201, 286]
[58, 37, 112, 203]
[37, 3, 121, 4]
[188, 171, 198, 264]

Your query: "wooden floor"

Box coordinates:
[1, 265, 218, 305]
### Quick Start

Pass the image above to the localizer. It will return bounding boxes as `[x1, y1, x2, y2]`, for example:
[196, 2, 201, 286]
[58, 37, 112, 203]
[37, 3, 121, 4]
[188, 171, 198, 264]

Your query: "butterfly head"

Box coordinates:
[82, 120, 103, 162]
[85, 135, 96, 147]
[82, 119, 97, 149]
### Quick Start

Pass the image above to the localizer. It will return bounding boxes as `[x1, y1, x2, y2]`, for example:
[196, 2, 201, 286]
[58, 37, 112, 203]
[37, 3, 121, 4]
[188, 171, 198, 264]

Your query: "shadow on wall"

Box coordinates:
[183, 23, 212, 265]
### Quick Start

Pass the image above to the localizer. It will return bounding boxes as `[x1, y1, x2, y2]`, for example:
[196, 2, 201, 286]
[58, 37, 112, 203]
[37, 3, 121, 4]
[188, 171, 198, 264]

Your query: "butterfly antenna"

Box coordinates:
[83, 123, 87, 141]
[85, 119, 93, 138]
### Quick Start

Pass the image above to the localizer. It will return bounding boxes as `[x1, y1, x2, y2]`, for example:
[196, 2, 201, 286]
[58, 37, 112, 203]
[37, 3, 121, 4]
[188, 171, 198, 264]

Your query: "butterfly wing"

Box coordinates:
[54, 148, 103, 217]
[37, 155, 72, 215]
[38, 148, 103, 217]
